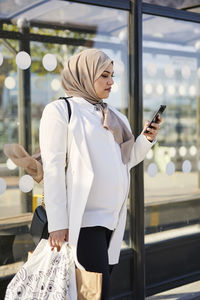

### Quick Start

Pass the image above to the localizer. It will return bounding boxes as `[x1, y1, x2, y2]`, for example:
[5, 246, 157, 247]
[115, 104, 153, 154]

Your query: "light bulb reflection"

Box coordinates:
[112, 82, 118, 93]
[189, 85, 196, 97]
[19, 175, 34, 193]
[16, 51, 31, 70]
[181, 65, 191, 79]
[146, 63, 157, 77]
[6, 159, 17, 170]
[0, 53, 3, 66]
[165, 64, 174, 78]
[42, 54, 57, 72]
[144, 83, 153, 95]
[168, 85, 175, 95]
[156, 84, 164, 95]
[51, 79, 61, 91]
[5, 76, 16, 89]
[179, 85, 186, 96]
[0, 178, 6, 195]
[147, 163, 158, 177]
[179, 146, 187, 157]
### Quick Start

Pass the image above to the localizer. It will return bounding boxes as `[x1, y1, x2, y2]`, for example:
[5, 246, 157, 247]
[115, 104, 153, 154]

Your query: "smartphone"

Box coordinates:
[144, 105, 166, 133]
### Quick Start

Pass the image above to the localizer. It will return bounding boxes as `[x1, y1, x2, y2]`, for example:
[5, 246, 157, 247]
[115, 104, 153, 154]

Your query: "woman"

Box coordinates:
[39, 48, 161, 299]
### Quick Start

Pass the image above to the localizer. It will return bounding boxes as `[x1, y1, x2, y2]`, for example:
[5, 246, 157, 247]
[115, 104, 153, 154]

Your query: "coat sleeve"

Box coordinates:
[39, 100, 69, 232]
[122, 116, 156, 170]
[108, 105, 156, 170]
[128, 134, 156, 170]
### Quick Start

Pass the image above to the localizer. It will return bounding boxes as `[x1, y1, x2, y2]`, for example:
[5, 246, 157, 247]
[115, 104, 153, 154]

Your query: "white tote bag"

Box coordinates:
[5, 239, 77, 300]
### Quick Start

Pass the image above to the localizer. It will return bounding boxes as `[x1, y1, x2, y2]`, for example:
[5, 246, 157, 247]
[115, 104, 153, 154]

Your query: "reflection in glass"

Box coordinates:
[165, 64, 174, 78]
[51, 79, 61, 92]
[19, 175, 34, 193]
[0, 52, 3, 66]
[143, 14, 200, 236]
[182, 160, 192, 174]
[166, 161, 175, 176]
[42, 53, 57, 72]
[16, 51, 31, 70]
[147, 163, 158, 177]
[167, 85, 175, 95]
[4, 76, 16, 89]
[6, 158, 17, 170]
[0, 178, 7, 195]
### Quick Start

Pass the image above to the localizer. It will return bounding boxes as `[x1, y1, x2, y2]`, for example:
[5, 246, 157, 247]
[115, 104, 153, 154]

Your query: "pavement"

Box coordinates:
[147, 280, 200, 300]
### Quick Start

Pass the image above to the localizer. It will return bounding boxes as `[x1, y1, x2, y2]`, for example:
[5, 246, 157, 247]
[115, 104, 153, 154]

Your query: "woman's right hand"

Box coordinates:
[48, 229, 69, 251]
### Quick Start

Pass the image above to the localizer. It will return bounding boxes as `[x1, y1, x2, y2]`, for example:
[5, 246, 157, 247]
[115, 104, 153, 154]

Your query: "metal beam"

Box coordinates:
[142, 2, 200, 23]
[129, 0, 145, 299]
[70, 0, 130, 10]
[0, 29, 122, 50]
[1, 39, 18, 55]
[17, 19, 32, 213]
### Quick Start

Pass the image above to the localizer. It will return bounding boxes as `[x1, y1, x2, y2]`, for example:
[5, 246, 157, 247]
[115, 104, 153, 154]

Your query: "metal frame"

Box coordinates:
[69, 0, 130, 10]
[129, 0, 145, 299]
[142, 2, 200, 22]
[0, 30, 122, 50]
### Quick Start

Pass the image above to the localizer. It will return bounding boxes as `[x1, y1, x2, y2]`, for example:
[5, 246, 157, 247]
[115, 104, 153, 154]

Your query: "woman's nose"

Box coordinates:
[108, 77, 114, 85]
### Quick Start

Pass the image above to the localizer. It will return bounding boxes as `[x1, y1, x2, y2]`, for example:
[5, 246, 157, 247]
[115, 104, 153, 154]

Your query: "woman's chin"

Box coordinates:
[103, 92, 110, 99]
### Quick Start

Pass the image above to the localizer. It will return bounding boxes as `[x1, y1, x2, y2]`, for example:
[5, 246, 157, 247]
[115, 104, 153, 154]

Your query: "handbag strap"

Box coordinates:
[59, 96, 72, 122]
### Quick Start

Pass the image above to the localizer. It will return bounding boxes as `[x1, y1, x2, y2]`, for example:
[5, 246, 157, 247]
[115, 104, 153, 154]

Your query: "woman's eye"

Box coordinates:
[101, 74, 115, 78]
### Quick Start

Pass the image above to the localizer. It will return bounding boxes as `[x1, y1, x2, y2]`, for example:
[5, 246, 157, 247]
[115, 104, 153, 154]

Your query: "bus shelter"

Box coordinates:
[1, 0, 200, 299]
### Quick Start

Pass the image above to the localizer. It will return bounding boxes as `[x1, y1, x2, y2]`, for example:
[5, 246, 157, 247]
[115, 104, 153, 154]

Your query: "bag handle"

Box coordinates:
[59, 96, 72, 122]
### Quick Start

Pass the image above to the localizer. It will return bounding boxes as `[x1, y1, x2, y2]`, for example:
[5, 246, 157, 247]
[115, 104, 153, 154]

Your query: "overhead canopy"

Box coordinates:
[0, 0, 127, 37]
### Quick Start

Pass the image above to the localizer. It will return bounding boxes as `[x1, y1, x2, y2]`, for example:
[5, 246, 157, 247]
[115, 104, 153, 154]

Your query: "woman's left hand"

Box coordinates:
[142, 115, 162, 142]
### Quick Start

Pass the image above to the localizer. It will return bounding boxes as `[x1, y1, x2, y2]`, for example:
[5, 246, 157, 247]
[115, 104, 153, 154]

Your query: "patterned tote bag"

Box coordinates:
[5, 239, 77, 300]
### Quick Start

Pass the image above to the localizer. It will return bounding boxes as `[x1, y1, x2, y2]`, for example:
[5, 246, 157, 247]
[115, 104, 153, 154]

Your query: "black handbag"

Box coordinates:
[30, 97, 72, 245]
[30, 204, 48, 245]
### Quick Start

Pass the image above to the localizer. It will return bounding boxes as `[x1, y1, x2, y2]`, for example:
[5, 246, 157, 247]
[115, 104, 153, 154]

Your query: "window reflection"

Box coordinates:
[143, 15, 200, 235]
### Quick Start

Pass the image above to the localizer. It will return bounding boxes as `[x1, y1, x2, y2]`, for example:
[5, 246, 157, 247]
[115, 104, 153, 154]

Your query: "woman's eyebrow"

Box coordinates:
[103, 71, 114, 74]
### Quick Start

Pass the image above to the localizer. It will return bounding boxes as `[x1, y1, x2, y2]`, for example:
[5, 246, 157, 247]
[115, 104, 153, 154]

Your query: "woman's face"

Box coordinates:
[94, 63, 114, 99]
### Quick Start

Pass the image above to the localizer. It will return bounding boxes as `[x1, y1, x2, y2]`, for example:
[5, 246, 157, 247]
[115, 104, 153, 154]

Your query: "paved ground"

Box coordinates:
[147, 280, 200, 300]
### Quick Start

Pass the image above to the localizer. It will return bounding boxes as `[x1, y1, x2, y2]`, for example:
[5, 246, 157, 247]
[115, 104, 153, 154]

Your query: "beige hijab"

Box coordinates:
[62, 48, 134, 164]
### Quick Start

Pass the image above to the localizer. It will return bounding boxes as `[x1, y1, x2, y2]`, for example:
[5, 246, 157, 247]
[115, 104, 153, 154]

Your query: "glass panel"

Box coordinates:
[0, 3, 129, 281]
[0, 0, 40, 19]
[143, 15, 200, 237]
[0, 38, 34, 279]
[142, 0, 200, 10]
[0, 39, 19, 217]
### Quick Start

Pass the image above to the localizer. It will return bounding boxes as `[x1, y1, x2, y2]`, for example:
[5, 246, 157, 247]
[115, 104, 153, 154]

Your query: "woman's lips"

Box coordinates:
[105, 88, 111, 92]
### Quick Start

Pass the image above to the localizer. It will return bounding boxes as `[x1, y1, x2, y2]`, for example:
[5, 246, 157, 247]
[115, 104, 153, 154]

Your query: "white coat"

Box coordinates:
[39, 97, 155, 269]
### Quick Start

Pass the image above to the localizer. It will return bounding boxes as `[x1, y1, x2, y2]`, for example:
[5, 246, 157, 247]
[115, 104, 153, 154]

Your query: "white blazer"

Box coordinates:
[39, 97, 155, 268]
